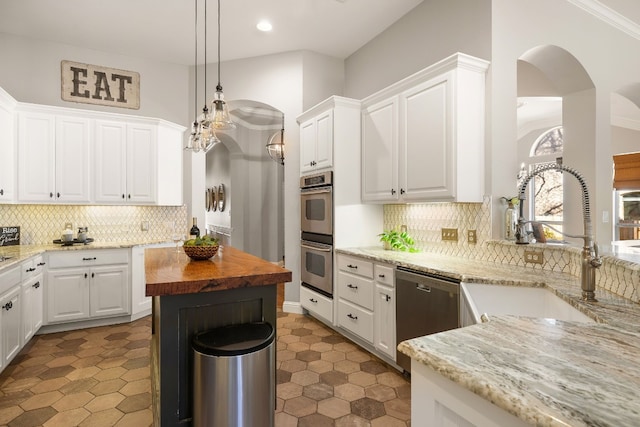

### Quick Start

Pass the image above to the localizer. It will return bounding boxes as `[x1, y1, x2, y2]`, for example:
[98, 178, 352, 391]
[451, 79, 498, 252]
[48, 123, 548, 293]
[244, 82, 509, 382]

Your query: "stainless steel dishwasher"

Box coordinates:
[396, 267, 460, 373]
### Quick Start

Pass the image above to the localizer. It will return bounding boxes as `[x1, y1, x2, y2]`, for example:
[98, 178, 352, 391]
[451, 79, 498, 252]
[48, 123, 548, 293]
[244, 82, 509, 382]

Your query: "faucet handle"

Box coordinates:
[590, 242, 603, 268]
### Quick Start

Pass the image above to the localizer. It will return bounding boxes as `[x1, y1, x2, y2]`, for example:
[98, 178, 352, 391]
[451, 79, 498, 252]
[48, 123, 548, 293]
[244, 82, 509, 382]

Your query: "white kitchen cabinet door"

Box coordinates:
[130, 246, 151, 319]
[361, 97, 398, 202]
[94, 120, 127, 203]
[0, 89, 16, 203]
[55, 115, 91, 203]
[126, 124, 156, 203]
[1, 286, 22, 367]
[299, 110, 333, 174]
[21, 274, 43, 343]
[374, 284, 396, 360]
[18, 111, 56, 202]
[46, 267, 90, 323]
[90, 265, 130, 318]
[400, 74, 451, 201]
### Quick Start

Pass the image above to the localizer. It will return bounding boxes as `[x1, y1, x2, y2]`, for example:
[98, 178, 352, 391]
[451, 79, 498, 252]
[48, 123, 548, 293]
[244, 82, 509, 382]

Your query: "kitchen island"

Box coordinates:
[145, 246, 291, 427]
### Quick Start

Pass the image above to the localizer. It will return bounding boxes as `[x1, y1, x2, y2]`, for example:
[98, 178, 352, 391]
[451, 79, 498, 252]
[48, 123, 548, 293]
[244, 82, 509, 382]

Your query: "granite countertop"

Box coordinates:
[144, 246, 292, 297]
[0, 239, 173, 270]
[337, 247, 640, 426]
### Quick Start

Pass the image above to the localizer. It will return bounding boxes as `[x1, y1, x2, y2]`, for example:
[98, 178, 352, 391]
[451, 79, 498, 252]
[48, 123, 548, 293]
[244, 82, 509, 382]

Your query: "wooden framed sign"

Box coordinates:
[61, 60, 140, 109]
[0, 226, 20, 246]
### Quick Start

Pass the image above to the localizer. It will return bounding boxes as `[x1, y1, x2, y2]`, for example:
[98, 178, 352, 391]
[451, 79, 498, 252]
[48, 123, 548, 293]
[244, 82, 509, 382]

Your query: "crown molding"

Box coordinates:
[566, 0, 640, 41]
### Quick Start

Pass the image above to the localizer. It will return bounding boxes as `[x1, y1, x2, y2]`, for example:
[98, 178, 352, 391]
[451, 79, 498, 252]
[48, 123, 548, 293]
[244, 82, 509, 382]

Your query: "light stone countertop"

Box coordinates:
[0, 239, 172, 270]
[337, 247, 640, 426]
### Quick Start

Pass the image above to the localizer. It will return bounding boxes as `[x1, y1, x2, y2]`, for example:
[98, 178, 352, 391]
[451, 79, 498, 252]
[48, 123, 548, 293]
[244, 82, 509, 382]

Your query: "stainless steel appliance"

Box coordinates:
[300, 171, 333, 236]
[300, 171, 334, 297]
[300, 236, 333, 297]
[395, 267, 460, 373]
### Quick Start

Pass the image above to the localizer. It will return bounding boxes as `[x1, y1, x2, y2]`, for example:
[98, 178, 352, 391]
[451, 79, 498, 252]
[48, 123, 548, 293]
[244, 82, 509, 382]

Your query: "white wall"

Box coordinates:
[344, 0, 491, 99]
[302, 51, 345, 110]
[612, 125, 640, 154]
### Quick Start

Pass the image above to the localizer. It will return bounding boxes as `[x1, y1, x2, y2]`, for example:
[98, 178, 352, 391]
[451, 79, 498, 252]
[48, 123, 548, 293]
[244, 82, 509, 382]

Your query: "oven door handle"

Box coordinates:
[300, 187, 332, 196]
[301, 242, 332, 252]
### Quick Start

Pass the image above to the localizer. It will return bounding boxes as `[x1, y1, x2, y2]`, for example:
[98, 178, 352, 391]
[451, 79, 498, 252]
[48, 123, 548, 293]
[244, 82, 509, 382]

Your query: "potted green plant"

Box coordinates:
[378, 230, 419, 252]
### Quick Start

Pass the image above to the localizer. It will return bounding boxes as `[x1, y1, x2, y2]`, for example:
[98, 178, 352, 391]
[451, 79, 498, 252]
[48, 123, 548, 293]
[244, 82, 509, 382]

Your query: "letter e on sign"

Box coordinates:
[61, 60, 140, 109]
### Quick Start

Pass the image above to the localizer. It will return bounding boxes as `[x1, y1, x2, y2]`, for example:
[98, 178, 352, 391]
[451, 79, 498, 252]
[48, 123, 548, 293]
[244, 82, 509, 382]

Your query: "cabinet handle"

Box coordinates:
[33, 281, 40, 289]
[347, 284, 358, 290]
[384, 294, 391, 302]
[57, 192, 61, 198]
[38, 262, 46, 266]
[26, 267, 36, 272]
[416, 284, 431, 293]
[378, 274, 385, 278]
[347, 313, 358, 320]
[400, 188, 405, 195]
[91, 272, 95, 278]
[0, 189, 3, 195]
[49, 192, 53, 198]
[85, 273, 88, 278]
[346, 264, 358, 269]
[3, 301, 13, 310]
[122, 194, 125, 199]
[82, 257, 97, 261]
[309, 298, 318, 303]
[128, 194, 131, 199]
[391, 189, 396, 195]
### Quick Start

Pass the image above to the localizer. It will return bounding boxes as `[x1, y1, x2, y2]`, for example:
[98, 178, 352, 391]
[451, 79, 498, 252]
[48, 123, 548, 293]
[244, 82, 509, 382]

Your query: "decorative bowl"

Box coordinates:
[182, 244, 219, 261]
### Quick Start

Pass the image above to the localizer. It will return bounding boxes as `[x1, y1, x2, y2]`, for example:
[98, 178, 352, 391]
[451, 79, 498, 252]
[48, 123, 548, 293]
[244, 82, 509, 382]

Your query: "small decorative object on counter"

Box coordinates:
[378, 229, 419, 252]
[501, 197, 519, 241]
[0, 226, 20, 246]
[183, 235, 220, 260]
[190, 217, 200, 239]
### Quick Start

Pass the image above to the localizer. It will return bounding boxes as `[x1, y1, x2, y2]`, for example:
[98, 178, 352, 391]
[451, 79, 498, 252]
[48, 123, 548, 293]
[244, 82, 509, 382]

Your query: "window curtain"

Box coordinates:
[613, 152, 640, 190]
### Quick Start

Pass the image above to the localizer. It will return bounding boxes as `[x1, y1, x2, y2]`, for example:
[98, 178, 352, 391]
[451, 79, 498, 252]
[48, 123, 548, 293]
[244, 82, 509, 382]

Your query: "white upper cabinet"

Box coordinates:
[12, 98, 184, 206]
[362, 53, 489, 203]
[0, 88, 17, 203]
[299, 109, 333, 173]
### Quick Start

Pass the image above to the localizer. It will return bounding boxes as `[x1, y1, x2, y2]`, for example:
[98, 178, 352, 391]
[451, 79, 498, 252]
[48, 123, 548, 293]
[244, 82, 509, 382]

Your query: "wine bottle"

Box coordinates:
[189, 217, 200, 239]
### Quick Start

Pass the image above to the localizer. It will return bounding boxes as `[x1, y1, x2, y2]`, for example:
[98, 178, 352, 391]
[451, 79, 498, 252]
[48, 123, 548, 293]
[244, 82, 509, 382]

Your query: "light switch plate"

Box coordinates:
[524, 250, 544, 265]
[441, 228, 458, 242]
[141, 221, 149, 231]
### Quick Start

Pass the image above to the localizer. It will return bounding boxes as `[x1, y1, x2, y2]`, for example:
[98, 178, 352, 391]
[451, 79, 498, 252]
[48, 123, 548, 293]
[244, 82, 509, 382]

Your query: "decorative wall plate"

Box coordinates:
[205, 189, 210, 211]
[211, 186, 218, 212]
[218, 184, 226, 212]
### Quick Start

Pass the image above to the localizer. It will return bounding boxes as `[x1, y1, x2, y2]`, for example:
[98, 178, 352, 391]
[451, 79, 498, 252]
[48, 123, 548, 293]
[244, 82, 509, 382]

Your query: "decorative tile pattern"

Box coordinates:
[1, 306, 411, 426]
[0, 204, 187, 245]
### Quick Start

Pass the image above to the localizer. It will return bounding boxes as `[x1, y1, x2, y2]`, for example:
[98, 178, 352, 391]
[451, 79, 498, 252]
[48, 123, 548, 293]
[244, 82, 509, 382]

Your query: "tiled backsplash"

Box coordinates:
[0, 204, 187, 245]
[383, 197, 639, 302]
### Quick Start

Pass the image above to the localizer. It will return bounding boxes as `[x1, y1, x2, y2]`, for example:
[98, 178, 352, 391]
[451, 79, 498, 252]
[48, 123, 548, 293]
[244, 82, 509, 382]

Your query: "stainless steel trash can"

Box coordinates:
[192, 322, 275, 427]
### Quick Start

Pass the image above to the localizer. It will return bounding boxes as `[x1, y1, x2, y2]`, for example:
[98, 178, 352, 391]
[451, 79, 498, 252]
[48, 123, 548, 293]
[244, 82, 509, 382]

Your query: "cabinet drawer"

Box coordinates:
[48, 249, 129, 268]
[0, 265, 21, 296]
[337, 271, 374, 310]
[337, 299, 374, 343]
[337, 255, 373, 279]
[301, 285, 333, 323]
[21, 255, 46, 281]
[374, 264, 394, 287]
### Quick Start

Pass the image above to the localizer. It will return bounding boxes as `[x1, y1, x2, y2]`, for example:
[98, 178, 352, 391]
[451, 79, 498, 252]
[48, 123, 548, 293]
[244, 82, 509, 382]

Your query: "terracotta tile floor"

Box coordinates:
[0, 312, 410, 426]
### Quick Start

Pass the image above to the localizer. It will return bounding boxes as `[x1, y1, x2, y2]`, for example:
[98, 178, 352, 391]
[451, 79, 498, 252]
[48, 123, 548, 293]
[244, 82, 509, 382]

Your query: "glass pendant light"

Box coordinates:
[210, 0, 235, 130]
[266, 114, 285, 165]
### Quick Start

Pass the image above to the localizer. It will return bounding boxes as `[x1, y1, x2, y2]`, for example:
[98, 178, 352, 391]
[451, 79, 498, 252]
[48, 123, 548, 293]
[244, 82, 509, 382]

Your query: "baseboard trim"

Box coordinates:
[282, 301, 304, 314]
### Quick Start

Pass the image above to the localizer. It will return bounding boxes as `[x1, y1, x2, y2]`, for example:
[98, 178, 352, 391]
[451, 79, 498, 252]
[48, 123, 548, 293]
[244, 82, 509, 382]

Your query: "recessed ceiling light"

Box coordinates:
[257, 20, 273, 32]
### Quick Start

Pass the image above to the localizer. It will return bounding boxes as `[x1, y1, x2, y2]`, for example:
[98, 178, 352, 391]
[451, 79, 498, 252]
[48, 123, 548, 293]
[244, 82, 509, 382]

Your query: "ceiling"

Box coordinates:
[0, 0, 423, 66]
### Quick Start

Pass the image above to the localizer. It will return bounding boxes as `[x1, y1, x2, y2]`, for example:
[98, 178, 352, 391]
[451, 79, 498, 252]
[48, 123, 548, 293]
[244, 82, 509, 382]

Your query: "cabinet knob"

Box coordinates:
[49, 192, 54, 198]
[3, 301, 13, 310]
[309, 298, 318, 303]
[400, 188, 405, 195]
[384, 294, 391, 302]
[33, 281, 40, 289]
[346, 264, 358, 269]
[85, 273, 88, 279]
[347, 284, 358, 290]
[122, 194, 125, 199]
[0, 189, 3, 195]
[391, 189, 396, 195]
[128, 194, 131, 199]
[347, 313, 358, 320]
[378, 274, 385, 278]
[57, 192, 60, 198]
[92, 272, 95, 278]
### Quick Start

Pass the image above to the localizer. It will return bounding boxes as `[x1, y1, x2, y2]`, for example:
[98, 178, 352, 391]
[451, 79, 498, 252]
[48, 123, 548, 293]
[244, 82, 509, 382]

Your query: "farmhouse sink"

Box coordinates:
[461, 283, 595, 325]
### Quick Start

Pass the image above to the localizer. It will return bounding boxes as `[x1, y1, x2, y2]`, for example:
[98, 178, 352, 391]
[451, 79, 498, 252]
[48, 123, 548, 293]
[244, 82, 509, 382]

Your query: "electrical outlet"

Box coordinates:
[141, 221, 149, 231]
[400, 224, 407, 233]
[524, 250, 544, 265]
[65, 222, 73, 230]
[467, 230, 477, 244]
[441, 228, 458, 242]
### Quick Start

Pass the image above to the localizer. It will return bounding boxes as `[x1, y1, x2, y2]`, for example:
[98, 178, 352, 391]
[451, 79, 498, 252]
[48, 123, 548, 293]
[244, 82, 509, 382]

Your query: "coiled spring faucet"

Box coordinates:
[515, 163, 602, 302]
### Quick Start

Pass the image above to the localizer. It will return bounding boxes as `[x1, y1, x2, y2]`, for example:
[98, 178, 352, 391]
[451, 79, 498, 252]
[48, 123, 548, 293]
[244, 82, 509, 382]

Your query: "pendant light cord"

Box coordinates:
[204, 0, 207, 108]
[193, 0, 198, 119]
[217, 0, 221, 89]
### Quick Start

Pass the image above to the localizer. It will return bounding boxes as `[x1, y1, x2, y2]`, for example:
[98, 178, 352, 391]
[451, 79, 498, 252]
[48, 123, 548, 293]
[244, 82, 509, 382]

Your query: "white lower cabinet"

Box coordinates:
[300, 285, 333, 324]
[21, 274, 43, 343]
[1, 286, 22, 367]
[374, 264, 395, 360]
[46, 249, 130, 324]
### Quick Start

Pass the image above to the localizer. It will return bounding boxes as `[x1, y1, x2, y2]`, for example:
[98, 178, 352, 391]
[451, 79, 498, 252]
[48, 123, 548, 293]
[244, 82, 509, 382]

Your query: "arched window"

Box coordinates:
[527, 127, 564, 240]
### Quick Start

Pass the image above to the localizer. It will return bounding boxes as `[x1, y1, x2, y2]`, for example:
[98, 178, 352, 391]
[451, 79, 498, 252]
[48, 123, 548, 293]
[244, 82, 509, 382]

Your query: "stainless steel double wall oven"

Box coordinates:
[300, 171, 333, 298]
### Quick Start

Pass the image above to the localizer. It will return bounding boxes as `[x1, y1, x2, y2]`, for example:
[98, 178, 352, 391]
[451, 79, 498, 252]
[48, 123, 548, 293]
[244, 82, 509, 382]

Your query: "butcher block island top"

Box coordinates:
[145, 245, 292, 296]
[145, 245, 291, 426]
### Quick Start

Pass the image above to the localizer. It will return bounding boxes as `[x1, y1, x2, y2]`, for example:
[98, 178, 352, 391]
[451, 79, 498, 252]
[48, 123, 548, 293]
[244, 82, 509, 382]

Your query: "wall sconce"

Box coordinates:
[267, 114, 285, 165]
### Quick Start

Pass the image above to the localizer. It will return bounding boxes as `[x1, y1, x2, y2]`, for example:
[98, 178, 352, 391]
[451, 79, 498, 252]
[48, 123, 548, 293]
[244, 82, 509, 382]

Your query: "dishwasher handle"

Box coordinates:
[396, 269, 460, 294]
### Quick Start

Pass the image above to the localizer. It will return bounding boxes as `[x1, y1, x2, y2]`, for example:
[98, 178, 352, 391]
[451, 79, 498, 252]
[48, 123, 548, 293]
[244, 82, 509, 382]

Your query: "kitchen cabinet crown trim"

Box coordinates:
[361, 52, 489, 108]
[296, 95, 361, 125]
